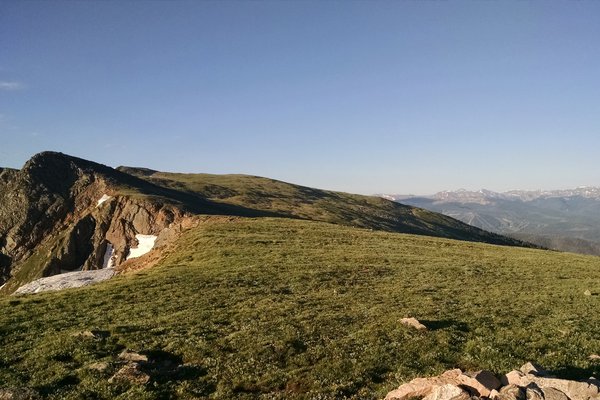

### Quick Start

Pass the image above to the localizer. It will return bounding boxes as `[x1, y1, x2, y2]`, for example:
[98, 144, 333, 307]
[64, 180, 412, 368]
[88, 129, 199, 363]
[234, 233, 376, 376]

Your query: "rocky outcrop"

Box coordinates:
[386, 368, 501, 399]
[0, 152, 197, 294]
[386, 364, 599, 400]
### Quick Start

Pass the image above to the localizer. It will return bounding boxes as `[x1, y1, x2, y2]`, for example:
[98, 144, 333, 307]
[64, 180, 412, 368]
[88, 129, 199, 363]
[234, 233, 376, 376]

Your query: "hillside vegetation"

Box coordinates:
[1, 217, 598, 399]
[116, 167, 529, 247]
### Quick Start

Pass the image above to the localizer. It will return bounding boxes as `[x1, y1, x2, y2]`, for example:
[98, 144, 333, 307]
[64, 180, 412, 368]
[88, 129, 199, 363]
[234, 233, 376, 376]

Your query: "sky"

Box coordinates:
[1, 1, 599, 195]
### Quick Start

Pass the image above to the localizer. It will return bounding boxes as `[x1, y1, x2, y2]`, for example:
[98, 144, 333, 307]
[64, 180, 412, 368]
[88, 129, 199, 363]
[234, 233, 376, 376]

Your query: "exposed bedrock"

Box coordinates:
[0, 152, 193, 292]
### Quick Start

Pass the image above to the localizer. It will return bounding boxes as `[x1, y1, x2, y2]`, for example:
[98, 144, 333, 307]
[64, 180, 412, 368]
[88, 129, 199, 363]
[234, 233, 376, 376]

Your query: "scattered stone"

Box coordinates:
[584, 290, 592, 296]
[72, 330, 110, 340]
[87, 361, 109, 372]
[0, 387, 40, 400]
[400, 317, 427, 331]
[108, 363, 150, 385]
[119, 349, 148, 363]
[423, 384, 470, 400]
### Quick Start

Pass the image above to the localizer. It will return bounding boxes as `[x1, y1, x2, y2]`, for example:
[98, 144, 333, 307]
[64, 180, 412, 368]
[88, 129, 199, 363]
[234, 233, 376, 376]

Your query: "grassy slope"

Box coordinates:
[1, 217, 599, 399]
[116, 168, 529, 247]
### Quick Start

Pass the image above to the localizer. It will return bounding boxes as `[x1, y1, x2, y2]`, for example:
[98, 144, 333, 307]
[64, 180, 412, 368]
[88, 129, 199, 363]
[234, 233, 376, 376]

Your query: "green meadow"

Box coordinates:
[1, 217, 599, 399]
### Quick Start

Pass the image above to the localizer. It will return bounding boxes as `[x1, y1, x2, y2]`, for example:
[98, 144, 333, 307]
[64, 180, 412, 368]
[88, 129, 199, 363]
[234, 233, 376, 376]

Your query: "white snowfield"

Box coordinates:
[14, 269, 116, 295]
[126, 234, 157, 259]
[97, 194, 112, 207]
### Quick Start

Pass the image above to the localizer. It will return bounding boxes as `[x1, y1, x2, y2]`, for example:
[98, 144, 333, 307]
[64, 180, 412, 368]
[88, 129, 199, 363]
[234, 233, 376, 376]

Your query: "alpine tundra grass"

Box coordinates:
[1, 217, 599, 399]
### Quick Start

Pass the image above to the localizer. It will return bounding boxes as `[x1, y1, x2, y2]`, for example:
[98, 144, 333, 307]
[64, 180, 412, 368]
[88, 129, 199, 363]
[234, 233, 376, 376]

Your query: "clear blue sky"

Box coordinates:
[1, 1, 599, 195]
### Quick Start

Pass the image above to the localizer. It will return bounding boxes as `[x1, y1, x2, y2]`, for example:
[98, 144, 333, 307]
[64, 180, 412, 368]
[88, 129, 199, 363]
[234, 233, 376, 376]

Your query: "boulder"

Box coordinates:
[540, 387, 570, 400]
[502, 370, 526, 386]
[465, 370, 502, 395]
[500, 368, 600, 400]
[524, 376, 599, 400]
[423, 384, 470, 400]
[440, 369, 499, 397]
[385, 376, 445, 400]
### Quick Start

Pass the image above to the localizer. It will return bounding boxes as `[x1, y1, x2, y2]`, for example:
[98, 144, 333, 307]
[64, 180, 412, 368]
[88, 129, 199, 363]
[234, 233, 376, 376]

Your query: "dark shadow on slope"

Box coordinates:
[420, 319, 470, 332]
[138, 349, 207, 384]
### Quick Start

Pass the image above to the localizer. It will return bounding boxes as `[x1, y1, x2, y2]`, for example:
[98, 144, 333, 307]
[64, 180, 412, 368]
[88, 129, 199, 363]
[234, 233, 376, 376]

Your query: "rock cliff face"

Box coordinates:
[0, 152, 193, 294]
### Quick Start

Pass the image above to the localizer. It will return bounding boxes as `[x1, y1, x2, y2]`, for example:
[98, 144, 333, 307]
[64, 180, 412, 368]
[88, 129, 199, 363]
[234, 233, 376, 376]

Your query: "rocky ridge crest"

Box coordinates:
[0, 152, 195, 294]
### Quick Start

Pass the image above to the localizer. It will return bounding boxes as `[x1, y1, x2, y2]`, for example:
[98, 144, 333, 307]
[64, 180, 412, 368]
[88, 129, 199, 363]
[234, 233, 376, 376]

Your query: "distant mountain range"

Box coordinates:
[383, 187, 600, 256]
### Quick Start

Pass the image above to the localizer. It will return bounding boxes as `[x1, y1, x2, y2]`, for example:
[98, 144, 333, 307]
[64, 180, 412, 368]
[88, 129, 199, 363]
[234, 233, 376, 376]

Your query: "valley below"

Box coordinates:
[388, 189, 600, 257]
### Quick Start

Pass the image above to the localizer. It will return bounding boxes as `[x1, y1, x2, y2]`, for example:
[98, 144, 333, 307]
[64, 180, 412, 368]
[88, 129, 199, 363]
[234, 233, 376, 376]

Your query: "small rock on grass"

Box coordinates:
[0, 387, 40, 400]
[108, 363, 150, 385]
[72, 330, 110, 340]
[119, 349, 148, 362]
[400, 317, 427, 330]
[87, 361, 110, 372]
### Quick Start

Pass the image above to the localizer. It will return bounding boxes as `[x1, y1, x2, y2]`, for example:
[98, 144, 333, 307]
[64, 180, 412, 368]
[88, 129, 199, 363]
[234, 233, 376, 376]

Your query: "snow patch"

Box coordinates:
[97, 194, 112, 207]
[102, 242, 115, 269]
[126, 234, 157, 260]
[14, 269, 116, 295]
